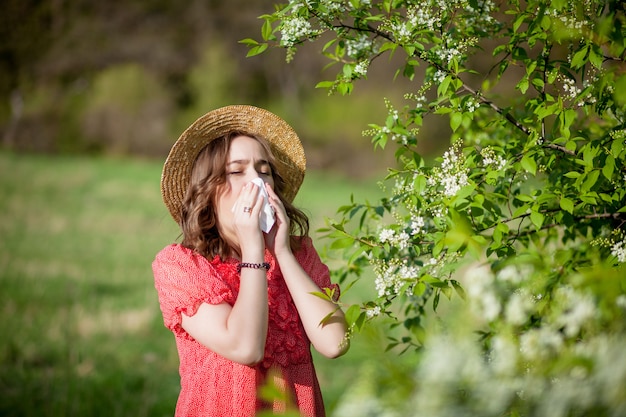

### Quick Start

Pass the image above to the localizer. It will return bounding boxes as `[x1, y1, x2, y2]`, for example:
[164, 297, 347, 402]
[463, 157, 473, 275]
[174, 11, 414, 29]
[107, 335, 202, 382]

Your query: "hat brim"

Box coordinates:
[161, 105, 306, 224]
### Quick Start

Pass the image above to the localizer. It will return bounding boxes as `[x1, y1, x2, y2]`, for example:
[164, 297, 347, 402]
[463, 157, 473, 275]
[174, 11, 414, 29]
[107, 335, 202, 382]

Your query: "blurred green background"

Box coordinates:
[0, 0, 447, 416]
[1, 151, 413, 416]
[0, 1, 427, 415]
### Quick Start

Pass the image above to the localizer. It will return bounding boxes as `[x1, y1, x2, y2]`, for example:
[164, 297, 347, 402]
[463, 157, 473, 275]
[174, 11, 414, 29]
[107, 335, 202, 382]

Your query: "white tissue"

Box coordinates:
[250, 178, 275, 233]
[231, 179, 276, 232]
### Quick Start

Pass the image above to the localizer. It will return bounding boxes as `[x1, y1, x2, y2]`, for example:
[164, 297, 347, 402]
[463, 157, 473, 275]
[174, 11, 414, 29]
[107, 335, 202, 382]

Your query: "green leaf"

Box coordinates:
[517, 78, 529, 94]
[513, 204, 530, 217]
[433, 290, 441, 311]
[345, 304, 361, 327]
[246, 43, 268, 57]
[239, 38, 259, 46]
[513, 14, 525, 32]
[570, 45, 589, 69]
[315, 80, 334, 89]
[330, 237, 354, 249]
[589, 46, 604, 69]
[262, 19, 274, 41]
[521, 154, 537, 175]
[379, 41, 397, 53]
[530, 210, 544, 229]
[581, 170, 600, 192]
[560, 197, 574, 214]
[437, 76, 452, 96]
[450, 112, 463, 132]
[602, 155, 615, 180]
[450, 280, 466, 300]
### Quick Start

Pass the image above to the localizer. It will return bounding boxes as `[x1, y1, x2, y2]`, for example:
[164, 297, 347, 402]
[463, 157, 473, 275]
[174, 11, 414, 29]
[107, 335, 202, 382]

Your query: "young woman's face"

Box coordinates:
[216, 135, 274, 239]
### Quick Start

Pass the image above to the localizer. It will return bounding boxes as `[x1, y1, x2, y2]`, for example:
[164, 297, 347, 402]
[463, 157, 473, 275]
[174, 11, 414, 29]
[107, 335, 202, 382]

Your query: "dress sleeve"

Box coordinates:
[296, 237, 341, 301]
[152, 244, 233, 338]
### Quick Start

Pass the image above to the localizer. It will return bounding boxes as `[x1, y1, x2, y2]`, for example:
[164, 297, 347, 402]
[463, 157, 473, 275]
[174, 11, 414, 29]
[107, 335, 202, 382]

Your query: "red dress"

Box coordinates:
[152, 237, 336, 417]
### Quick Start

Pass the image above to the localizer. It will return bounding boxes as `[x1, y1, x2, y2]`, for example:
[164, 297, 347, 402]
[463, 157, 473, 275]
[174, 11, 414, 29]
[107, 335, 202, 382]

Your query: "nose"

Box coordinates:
[248, 170, 262, 181]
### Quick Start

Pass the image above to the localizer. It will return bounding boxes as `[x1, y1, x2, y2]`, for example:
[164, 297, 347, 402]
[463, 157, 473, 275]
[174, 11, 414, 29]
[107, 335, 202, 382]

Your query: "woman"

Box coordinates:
[152, 105, 349, 417]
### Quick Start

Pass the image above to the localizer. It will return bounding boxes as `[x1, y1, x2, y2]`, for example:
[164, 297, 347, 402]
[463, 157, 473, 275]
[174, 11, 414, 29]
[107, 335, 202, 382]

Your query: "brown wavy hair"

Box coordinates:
[179, 131, 309, 259]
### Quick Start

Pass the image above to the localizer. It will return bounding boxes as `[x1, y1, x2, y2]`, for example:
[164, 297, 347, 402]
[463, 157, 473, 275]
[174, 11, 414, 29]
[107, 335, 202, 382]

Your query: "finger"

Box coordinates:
[250, 192, 264, 216]
[236, 182, 259, 215]
[265, 185, 282, 209]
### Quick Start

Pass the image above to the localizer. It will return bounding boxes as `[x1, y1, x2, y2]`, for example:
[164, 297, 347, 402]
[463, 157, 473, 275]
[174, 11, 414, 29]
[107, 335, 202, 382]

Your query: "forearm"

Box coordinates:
[226, 267, 268, 362]
[227, 247, 269, 362]
[276, 252, 349, 358]
[181, 247, 269, 366]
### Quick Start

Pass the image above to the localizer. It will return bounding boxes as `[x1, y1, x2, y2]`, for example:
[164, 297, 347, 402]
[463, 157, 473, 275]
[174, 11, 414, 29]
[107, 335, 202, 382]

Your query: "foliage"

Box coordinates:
[246, 0, 626, 415]
[82, 63, 173, 155]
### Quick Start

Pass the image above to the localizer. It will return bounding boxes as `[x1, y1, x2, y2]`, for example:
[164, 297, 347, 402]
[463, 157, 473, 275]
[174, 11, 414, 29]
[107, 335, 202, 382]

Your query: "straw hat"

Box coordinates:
[161, 105, 306, 224]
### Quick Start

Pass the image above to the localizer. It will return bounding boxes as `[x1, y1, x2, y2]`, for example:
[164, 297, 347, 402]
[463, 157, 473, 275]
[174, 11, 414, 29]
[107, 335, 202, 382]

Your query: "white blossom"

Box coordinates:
[379, 228, 394, 243]
[280, 17, 312, 47]
[427, 141, 470, 198]
[433, 69, 447, 83]
[354, 60, 369, 77]
[505, 290, 534, 326]
[611, 239, 626, 263]
[464, 264, 502, 322]
[481, 146, 507, 170]
[496, 265, 524, 284]
[561, 77, 582, 101]
[555, 286, 597, 337]
[490, 336, 518, 376]
[346, 33, 372, 58]
[410, 215, 425, 235]
[397, 231, 410, 249]
[366, 305, 381, 318]
[520, 327, 564, 360]
[373, 260, 419, 298]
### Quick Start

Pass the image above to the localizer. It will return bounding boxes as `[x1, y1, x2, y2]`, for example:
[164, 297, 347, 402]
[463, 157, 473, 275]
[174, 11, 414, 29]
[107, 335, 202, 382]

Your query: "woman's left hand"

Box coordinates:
[264, 184, 291, 256]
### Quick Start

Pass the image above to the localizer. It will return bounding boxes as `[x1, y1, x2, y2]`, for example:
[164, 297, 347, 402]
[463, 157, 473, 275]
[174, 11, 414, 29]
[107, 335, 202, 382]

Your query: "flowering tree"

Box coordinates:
[244, 1, 626, 415]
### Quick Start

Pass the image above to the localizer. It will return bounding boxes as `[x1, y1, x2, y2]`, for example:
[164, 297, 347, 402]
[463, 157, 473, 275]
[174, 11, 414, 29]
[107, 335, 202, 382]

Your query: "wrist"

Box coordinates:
[274, 248, 294, 265]
[237, 262, 270, 274]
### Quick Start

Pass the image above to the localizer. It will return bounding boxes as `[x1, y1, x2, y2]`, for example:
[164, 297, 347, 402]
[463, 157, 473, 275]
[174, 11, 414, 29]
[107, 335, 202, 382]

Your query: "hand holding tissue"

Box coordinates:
[251, 178, 275, 233]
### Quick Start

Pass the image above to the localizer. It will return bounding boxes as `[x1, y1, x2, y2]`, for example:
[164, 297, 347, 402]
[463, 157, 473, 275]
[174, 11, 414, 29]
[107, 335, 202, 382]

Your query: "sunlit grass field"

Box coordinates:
[0, 151, 411, 416]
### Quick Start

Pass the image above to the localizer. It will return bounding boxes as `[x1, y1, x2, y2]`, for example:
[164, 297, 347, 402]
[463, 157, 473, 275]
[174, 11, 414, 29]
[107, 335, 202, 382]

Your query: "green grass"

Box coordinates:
[0, 151, 413, 416]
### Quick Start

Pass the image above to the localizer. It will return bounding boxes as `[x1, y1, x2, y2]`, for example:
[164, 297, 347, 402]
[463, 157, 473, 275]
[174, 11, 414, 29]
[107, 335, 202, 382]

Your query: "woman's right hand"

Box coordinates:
[231, 181, 265, 254]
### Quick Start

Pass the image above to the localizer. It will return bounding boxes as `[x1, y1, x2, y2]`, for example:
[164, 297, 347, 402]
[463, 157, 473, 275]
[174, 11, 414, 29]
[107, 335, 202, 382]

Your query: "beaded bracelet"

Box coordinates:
[237, 262, 270, 274]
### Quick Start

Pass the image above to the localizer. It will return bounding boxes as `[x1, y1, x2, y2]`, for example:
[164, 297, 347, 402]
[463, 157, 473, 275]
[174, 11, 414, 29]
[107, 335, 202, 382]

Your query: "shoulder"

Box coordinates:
[154, 243, 195, 263]
[153, 244, 222, 278]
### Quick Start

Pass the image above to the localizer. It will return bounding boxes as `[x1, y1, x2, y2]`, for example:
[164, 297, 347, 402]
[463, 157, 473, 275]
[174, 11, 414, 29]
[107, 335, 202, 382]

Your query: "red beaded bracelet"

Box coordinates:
[237, 262, 270, 274]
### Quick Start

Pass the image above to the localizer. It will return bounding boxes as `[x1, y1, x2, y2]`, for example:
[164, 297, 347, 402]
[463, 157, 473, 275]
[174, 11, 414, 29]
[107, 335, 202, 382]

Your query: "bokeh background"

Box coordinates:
[0, 1, 432, 415]
[1, 0, 427, 175]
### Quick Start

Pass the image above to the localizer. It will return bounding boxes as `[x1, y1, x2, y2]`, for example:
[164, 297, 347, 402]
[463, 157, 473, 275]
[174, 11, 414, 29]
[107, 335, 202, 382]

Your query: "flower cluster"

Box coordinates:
[480, 146, 507, 170]
[280, 16, 313, 47]
[591, 230, 626, 264]
[428, 141, 470, 198]
[371, 257, 420, 298]
[408, 5, 443, 31]
[547, 4, 591, 37]
[561, 76, 582, 101]
[345, 32, 374, 59]
[464, 96, 480, 113]
[353, 60, 369, 77]
[612, 239, 626, 263]
[463, 0, 498, 30]
[378, 227, 410, 250]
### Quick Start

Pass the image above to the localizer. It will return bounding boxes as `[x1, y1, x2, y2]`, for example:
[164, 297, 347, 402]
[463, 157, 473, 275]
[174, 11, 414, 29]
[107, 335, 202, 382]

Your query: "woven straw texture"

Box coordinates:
[161, 105, 306, 224]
